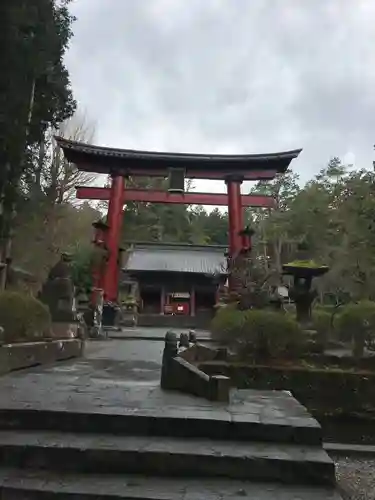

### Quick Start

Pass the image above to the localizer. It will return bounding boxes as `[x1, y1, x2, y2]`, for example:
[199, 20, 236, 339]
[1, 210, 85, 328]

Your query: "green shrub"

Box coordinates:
[0, 291, 51, 343]
[314, 304, 336, 313]
[335, 301, 375, 357]
[210, 305, 247, 344]
[211, 307, 302, 359]
[71, 248, 93, 291]
[311, 309, 332, 347]
[241, 310, 302, 359]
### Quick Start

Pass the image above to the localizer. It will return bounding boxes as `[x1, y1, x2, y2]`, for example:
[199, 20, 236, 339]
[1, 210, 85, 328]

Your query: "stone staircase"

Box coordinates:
[0, 389, 342, 499]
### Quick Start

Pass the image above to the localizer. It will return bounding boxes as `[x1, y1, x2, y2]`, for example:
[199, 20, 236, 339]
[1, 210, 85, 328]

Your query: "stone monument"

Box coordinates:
[39, 253, 78, 338]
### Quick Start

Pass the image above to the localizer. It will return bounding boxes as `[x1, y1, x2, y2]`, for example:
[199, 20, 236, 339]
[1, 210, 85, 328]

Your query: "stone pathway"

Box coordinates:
[0, 333, 344, 498]
[0, 339, 163, 412]
[0, 339, 321, 432]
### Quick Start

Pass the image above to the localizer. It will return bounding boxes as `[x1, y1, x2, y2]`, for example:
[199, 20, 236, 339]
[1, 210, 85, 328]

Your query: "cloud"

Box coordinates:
[65, 0, 375, 193]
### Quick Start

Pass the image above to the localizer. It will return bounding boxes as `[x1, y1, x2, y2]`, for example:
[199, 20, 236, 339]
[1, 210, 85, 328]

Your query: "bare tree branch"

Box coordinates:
[49, 111, 98, 204]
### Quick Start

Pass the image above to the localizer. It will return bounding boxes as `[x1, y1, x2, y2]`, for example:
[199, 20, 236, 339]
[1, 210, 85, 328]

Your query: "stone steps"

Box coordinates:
[0, 468, 342, 500]
[0, 405, 322, 445]
[0, 430, 335, 486]
[0, 388, 341, 498]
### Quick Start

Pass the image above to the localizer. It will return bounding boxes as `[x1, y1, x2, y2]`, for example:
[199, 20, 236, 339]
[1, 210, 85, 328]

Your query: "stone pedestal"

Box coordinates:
[209, 375, 231, 402]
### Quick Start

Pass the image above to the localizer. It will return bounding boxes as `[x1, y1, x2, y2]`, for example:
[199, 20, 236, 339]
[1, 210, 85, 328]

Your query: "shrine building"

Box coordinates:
[120, 242, 227, 327]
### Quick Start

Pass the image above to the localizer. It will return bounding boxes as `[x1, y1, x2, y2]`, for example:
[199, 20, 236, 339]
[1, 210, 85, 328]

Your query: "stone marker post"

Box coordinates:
[160, 331, 178, 390]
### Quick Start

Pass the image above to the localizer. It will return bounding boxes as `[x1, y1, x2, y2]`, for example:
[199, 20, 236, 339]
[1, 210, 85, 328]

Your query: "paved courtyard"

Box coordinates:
[0, 338, 164, 413]
[0, 337, 317, 425]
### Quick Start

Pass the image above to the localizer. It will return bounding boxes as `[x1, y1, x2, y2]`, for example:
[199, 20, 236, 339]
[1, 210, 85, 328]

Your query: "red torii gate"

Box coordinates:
[56, 137, 301, 303]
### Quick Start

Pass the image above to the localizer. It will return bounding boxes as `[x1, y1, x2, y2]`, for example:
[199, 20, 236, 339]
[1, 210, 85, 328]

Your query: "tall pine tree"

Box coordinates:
[0, 0, 76, 286]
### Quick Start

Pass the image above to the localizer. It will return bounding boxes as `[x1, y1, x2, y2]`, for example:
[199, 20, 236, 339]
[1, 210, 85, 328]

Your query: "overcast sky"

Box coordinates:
[65, 0, 375, 193]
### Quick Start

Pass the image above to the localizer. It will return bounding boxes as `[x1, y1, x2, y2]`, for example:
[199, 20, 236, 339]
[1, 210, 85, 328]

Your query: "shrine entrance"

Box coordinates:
[140, 286, 160, 315]
[56, 137, 301, 309]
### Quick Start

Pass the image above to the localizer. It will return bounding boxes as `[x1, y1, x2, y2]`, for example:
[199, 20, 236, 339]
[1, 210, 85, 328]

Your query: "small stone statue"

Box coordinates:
[188, 330, 197, 344]
[179, 332, 189, 348]
[47, 252, 72, 281]
[39, 253, 76, 323]
[164, 331, 178, 358]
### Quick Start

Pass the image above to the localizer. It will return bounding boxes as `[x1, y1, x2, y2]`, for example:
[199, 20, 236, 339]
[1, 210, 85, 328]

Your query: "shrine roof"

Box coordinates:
[122, 242, 227, 275]
[55, 136, 302, 179]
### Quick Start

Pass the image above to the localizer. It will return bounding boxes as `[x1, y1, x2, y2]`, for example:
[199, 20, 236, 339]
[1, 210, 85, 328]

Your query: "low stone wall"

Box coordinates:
[199, 361, 375, 416]
[161, 355, 230, 401]
[160, 335, 230, 401]
[179, 343, 227, 364]
[300, 352, 375, 371]
[0, 339, 83, 375]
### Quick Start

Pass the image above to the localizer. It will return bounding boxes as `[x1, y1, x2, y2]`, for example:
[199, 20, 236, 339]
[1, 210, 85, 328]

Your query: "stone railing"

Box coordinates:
[160, 331, 230, 402]
[0, 338, 83, 376]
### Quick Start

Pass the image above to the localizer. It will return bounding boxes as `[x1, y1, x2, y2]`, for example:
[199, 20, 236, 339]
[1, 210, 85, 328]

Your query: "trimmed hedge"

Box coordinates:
[335, 300, 375, 356]
[211, 306, 302, 359]
[0, 291, 51, 343]
[210, 304, 247, 343]
[211, 300, 375, 361]
[310, 309, 333, 349]
[200, 361, 375, 418]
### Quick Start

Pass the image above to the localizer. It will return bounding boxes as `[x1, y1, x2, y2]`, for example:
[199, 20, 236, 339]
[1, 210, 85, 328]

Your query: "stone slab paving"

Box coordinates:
[0, 340, 319, 434]
[0, 340, 164, 415]
[0, 468, 342, 499]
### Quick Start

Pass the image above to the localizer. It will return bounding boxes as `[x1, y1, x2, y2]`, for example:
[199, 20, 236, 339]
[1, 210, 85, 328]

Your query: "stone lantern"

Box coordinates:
[282, 242, 329, 325]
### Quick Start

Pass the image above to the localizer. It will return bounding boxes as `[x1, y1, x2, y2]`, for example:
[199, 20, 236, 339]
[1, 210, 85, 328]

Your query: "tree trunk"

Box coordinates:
[0, 78, 35, 290]
[273, 238, 283, 277]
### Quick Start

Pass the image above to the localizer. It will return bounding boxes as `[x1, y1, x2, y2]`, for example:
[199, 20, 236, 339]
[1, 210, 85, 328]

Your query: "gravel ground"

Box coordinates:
[333, 455, 375, 500]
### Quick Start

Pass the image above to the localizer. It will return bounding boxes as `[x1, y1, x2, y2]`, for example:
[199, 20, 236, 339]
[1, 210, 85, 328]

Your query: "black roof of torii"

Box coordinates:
[55, 136, 302, 179]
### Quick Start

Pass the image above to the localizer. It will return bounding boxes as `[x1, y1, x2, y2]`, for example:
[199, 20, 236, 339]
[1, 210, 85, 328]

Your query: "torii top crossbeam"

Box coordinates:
[55, 137, 301, 180]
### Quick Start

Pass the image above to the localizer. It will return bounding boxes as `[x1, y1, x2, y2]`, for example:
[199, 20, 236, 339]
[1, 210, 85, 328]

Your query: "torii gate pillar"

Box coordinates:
[225, 176, 244, 259]
[102, 175, 125, 302]
[91, 220, 108, 304]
